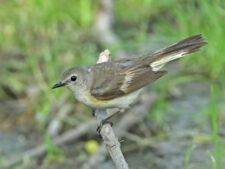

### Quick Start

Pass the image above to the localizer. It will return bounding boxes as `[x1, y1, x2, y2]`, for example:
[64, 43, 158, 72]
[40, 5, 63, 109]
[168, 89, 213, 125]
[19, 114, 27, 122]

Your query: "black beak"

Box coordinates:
[52, 82, 65, 89]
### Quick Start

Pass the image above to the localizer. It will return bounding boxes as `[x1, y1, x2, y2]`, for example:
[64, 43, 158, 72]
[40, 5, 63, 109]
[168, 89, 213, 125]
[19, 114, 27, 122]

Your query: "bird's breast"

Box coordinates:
[74, 88, 142, 109]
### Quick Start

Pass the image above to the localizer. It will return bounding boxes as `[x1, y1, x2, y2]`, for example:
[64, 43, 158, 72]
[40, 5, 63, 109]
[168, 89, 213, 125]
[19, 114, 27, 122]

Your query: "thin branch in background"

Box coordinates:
[47, 103, 73, 136]
[3, 120, 96, 168]
[95, 0, 126, 59]
[95, 0, 118, 45]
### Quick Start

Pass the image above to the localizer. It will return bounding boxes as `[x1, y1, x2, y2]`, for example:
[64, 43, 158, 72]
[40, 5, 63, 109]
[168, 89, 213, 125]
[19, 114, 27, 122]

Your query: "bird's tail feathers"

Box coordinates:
[149, 34, 207, 71]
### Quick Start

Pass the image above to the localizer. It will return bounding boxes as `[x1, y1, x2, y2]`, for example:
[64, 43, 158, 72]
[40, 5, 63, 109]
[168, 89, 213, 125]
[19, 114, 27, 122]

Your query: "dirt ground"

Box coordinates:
[1, 80, 222, 169]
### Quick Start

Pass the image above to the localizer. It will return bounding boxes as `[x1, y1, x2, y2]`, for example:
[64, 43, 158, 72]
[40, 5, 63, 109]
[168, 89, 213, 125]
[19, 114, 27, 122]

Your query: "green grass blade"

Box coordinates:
[211, 85, 222, 169]
[185, 144, 196, 169]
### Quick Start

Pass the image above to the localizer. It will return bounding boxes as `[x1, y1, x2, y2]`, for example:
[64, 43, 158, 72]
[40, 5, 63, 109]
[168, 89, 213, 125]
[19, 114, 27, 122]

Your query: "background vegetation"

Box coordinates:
[0, 0, 224, 169]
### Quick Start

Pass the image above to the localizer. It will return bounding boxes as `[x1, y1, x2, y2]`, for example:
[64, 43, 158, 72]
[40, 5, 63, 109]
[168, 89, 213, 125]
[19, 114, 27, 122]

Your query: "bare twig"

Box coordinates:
[95, 49, 129, 169]
[95, 110, 129, 169]
[97, 49, 111, 63]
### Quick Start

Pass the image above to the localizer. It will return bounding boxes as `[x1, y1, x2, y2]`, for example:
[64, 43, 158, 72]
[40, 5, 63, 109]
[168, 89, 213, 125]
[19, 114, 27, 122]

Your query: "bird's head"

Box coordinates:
[52, 67, 89, 92]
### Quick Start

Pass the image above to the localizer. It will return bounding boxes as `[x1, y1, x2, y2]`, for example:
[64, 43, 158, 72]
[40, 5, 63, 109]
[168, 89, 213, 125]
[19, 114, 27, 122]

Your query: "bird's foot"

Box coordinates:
[97, 119, 113, 135]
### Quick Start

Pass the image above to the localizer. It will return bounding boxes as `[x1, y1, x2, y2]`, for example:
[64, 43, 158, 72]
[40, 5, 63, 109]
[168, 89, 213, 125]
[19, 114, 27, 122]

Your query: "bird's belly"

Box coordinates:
[74, 89, 142, 109]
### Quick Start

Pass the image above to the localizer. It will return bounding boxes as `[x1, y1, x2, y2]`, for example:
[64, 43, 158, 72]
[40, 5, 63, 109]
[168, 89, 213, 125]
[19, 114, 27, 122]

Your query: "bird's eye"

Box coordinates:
[71, 76, 77, 81]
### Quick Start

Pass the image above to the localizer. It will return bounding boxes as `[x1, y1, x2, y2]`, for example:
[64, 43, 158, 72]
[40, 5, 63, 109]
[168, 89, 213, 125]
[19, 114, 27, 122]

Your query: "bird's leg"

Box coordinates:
[96, 119, 113, 135]
[96, 109, 121, 135]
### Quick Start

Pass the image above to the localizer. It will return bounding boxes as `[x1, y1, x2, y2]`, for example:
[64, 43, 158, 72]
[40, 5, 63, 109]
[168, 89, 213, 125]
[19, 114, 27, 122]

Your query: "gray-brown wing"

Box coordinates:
[90, 62, 166, 100]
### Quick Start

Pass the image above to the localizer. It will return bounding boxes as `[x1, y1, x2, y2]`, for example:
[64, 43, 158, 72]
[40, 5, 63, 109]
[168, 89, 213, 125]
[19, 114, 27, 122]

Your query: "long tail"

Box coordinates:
[148, 34, 207, 71]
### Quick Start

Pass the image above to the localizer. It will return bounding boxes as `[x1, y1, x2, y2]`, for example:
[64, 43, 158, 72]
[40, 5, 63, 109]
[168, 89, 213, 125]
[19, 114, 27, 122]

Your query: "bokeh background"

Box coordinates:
[0, 0, 225, 169]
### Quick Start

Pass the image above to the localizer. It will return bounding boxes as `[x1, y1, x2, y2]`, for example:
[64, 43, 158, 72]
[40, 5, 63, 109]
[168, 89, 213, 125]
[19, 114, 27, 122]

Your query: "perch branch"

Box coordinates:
[81, 92, 157, 169]
[95, 49, 129, 169]
[95, 110, 129, 169]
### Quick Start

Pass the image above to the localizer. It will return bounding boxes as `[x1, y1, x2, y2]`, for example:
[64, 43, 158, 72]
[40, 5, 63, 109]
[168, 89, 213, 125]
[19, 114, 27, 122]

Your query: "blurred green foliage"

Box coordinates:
[116, 0, 225, 79]
[0, 0, 224, 137]
[44, 135, 66, 164]
[157, 0, 225, 79]
[0, 0, 224, 168]
[0, 0, 224, 83]
[0, 0, 99, 122]
[0, 0, 224, 129]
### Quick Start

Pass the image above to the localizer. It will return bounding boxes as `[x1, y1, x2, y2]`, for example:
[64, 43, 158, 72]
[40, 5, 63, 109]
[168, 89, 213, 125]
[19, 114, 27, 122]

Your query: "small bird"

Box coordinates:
[52, 34, 207, 131]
